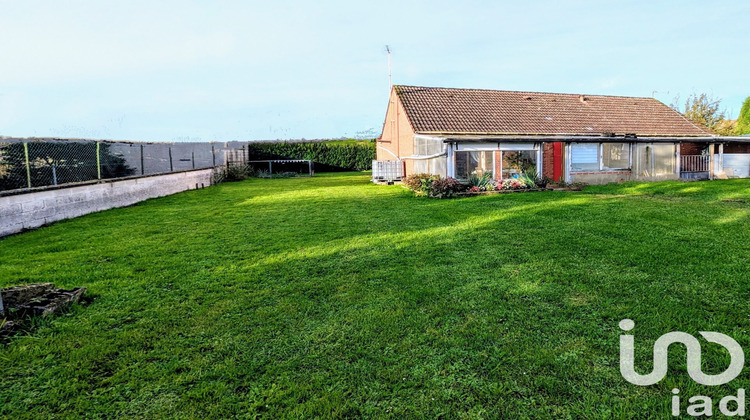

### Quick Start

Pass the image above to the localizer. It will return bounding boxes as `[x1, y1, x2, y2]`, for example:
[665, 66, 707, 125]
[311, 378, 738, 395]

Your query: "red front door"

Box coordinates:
[552, 142, 563, 181]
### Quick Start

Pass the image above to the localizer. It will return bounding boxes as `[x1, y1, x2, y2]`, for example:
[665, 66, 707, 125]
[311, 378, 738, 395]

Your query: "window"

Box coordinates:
[571, 143, 599, 171]
[414, 137, 442, 156]
[652, 144, 675, 175]
[501, 150, 538, 179]
[634, 143, 677, 177]
[413, 156, 447, 177]
[602, 143, 631, 170]
[455, 151, 493, 180]
[571, 143, 632, 172]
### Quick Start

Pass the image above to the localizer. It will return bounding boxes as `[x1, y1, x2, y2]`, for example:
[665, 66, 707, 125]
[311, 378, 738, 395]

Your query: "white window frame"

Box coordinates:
[601, 143, 632, 171]
[453, 150, 495, 180]
[570, 142, 633, 173]
[499, 150, 540, 180]
[569, 143, 602, 174]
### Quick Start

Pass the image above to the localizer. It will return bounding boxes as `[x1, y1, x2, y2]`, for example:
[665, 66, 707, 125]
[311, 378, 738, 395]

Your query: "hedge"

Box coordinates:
[245, 141, 376, 171]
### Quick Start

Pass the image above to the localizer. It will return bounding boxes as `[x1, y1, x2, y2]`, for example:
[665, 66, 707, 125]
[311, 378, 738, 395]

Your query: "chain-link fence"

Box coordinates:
[0, 138, 246, 193]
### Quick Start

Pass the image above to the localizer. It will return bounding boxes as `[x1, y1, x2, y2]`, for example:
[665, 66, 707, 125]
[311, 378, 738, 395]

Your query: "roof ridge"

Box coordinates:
[394, 84, 658, 101]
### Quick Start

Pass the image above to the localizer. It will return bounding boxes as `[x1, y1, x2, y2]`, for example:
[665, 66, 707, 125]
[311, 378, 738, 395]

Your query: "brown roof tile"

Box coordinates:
[394, 85, 712, 137]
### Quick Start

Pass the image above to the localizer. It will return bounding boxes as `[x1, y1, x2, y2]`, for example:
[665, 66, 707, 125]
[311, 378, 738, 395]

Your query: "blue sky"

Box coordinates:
[0, 1, 747, 142]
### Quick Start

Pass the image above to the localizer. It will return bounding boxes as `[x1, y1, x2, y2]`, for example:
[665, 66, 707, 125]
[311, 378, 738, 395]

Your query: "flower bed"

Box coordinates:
[401, 173, 577, 198]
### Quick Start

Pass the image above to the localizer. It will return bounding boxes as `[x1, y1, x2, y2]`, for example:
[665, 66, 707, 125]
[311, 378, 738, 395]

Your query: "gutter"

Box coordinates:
[376, 145, 400, 160]
[400, 151, 447, 160]
[433, 135, 750, 143]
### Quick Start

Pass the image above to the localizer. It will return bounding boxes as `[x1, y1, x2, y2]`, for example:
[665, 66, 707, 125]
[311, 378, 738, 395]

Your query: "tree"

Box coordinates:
[673, 93, 728, 134]
[737, 96, 750, 135]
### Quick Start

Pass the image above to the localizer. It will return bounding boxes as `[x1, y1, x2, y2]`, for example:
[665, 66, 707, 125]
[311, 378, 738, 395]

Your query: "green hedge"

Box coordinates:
[246, 141, 376, 171]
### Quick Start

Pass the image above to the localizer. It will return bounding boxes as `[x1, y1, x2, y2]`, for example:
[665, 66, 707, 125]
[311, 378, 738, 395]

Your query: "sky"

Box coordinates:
[0, 0, 747, 142]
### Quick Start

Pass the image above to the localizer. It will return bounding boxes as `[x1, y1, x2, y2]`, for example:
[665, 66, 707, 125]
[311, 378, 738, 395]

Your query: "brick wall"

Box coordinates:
[542, 142, 556, 180]
[724, 143, 750, 154]
[494, 151, 502, 181]
[680, 143, 707, 155]
[0, 169, 212, 237]
[376, 89, 416, 174]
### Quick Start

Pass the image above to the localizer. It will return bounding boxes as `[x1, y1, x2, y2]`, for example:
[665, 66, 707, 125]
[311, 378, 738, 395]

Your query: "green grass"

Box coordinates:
[1, 173, 750, 418]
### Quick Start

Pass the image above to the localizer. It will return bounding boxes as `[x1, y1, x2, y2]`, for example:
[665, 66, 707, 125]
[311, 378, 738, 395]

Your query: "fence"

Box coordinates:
[225, 148, 314, 176]
[680, 154, 710, 173]
[0, 138, 247, 194]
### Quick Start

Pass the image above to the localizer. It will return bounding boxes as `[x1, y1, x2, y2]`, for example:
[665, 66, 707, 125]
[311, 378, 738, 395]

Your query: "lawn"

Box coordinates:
[1, 173, 750, 418]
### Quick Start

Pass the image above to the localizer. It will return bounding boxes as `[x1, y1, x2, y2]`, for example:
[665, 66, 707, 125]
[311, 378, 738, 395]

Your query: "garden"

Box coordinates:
[1, 173, 750, 418]
[402, 172, 586, 198]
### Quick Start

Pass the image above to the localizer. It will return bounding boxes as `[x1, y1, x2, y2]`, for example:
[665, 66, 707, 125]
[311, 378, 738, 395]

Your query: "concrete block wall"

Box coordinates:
[0, 169, 212, 237]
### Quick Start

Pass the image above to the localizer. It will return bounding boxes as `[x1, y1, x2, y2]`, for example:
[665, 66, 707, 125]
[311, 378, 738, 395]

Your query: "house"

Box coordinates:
[374, 85, 750, 184]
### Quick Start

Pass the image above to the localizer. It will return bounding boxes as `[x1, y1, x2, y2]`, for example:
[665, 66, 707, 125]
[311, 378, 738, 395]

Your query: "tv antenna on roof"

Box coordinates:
[385, 45, 392, 90]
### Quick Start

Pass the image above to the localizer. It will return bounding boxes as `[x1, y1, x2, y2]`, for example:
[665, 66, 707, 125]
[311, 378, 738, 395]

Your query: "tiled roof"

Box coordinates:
[394, 85, 713, 137]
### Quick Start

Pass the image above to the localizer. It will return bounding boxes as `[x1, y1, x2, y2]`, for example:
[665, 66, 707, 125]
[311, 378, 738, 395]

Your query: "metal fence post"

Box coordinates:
[23, 142, 31, 188]
[140, 144, 145, 175]
[192, 151, 195, 169]
[168, 147, 173, 172]
[211, 144, 216, 167]
[96, 141, 101, 180]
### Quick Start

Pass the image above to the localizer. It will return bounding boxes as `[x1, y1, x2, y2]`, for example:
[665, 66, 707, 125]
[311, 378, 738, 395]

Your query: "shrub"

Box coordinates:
[467, 173, 493, 190]
[211, 164, 255, 184]
[403, 173, 433, 191]
[536, 176, 553, 188]
[430, 177, 465, 198]
[548, 180, 569, 188]
[518, 172, 538, 189]
[245, 141, 376, 171]
[416, 176, 440, 197]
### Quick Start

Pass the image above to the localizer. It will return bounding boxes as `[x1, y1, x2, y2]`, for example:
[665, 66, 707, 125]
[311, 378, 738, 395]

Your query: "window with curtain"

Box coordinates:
[602, 143, 631, 170]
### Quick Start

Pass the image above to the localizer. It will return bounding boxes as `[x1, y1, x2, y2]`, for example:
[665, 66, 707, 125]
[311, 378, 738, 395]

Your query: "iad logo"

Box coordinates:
[619, 319, 744, 386]
[619, 319, 747, 417]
